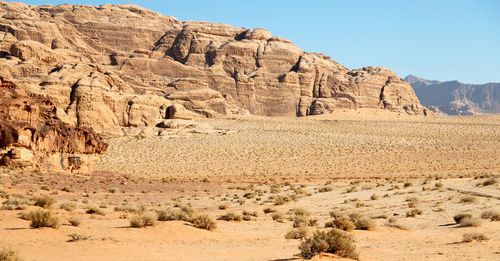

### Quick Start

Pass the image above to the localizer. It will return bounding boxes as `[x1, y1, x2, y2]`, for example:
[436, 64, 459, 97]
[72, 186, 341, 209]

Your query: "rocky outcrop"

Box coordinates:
[405, 75, 500, 115]
[0, 2, 430, 137]
[0, 77, 107, 173]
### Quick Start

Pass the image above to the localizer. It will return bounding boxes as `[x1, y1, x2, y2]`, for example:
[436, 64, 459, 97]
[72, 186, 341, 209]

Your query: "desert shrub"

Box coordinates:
[308, 218, 319, 226]
[130, 212, 158, 228]
[434, 182, 443, 188]
[406, 209, 423, 217]
[270, 185, 281, 194]
[34, 195, 56, 208]
[349, 212, 375, 230]
[329, 210, 341, 218]
[218, 212, 242, 221]
[274, 195, 290, 205]
[68, 216, 81, 227]
[157, 206, 197, 222]
[318, 186, 333, 193]
[325, 217, 354, 231]
[292, 216, 309, 228]
[285, 226, 309, 239]
[67, 233, 91, 242]
[454, 213, 472, 223]
[292, 208, 310, 217]
[192, 214, 217, 230]
[460, 196, 477, 203]
[263, 207, 276, 214]
[370, 194, 378, 200]
[86, 206, 105, 215]
[114, 204, 145, 213]
[0, 246, 22, 261]
[458, 217, 482, 227]
[299, 229, 358, 260]
[19, 212, 32, 221]
[218, 204, 228, 210]
[462, 232, 489, 242]
[480, 210, 500, 221]
[29, 210, 60, 229]
[403, 182, 412, 188]
[242, 210, 258, 217]
[1, 198, 29, 210]
[272, 212, 285, 222]
[60, 202, 77, 212]
[345, 186, 358, 193]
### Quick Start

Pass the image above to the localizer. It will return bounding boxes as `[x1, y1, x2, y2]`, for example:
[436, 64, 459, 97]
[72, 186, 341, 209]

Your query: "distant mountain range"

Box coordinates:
[405, 75, 500, 115]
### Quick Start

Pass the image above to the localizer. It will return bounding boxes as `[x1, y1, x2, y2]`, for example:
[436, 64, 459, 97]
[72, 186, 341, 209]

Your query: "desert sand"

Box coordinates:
[1, 110, 499, 260]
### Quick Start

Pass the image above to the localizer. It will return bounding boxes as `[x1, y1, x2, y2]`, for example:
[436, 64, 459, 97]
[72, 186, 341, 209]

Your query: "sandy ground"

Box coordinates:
[1, 110, 499, 260]
[96, 109, 500, 181]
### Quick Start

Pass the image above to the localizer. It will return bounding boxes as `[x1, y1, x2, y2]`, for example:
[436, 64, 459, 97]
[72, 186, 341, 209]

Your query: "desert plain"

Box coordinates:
[1, 109, 499, 260]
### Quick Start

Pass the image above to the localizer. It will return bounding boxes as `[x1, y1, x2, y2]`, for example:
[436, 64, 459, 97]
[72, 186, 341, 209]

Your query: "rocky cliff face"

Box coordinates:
[0, 2, 430, 136]
[0, 76, 107, 172]
[405, 75, 500, 115]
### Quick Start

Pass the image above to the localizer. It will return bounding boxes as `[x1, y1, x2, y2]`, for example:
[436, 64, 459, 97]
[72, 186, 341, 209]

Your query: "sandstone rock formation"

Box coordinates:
[0, 2, 430, 136]
[0, 76, 107, 173]
[406, 75, 500, 115]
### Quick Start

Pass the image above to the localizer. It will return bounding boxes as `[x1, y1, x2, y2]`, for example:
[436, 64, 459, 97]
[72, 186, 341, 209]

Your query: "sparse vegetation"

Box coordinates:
[68, 216, 82, 227]
[191, 214, 217, 230]
[130, 212, 158, 228]
[406, 209, 422, 217]
[34, 195, 57, 208]
[0, 246, 22, 261]
[462, 232, 489, 242]
[454, 213, 472, 223]
[299, 229, 358, 260]
[285, 226, 309, 239]
[29, 210, 60, 229]
[86, 206, 105, 215]
[218, 212, 242, 222]
[460, 196, 477, 203]
[458, 217, 482, 227]
[272, 212, 285, 222]
[67, 233, 91, 242]
[324, 217, 355, 231]
[480, 210, 500, 221]
[60, 202, 77, 212]
[349, 212, 375, 230]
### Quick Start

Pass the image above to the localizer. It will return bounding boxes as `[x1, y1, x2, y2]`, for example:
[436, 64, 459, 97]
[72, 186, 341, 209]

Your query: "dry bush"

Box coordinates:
[0, 246, 22, 261]
[460, 196, 477, 203]
[458, 217, 482, 227]
[292, 208, 310, 217]
[130, 212, 158, 228]
[1, 198, 29, 210]
[218, 212, 242, 222]
[272, 212, 285, 222]
[242, 210, 258, 217]
[67, 233, 91, 242]
[34, 195, 57, 208]
[114, 204, 146, 213]
[370, 194, 378, 200]
[454, 213, 472, 223]
[406, 209, 423, 217]
[285, 226, 309, 239]
[481, 210, 500, 221]
[86, 206, 105, 215]
[349, 212, 375, 230]
[292, 216, 309, 228]
[68, 216, 81, 227]
[157, 206, 197, 222]
[462, 232, 489, 242]
[29, 210, 60, 229]
[191, 214, 217, 230]
[218, 204, 228, 210]
[329, 210, 341, 218]
[299, 229, 358, 260]
[263, 207, 276, 214]
[60, 202, 77, 212]
[318, 186, 333, 193]
[325, 217, 354, 231]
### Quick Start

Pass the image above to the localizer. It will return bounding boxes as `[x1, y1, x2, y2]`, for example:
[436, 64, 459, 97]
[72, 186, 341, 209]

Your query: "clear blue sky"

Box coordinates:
[10, 0, 500, 84]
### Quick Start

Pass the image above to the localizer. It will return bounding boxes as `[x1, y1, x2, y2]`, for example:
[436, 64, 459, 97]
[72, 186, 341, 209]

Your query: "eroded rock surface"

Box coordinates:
[0, 2, 430, 136]
[0, 77, 107, 172]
